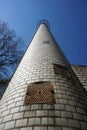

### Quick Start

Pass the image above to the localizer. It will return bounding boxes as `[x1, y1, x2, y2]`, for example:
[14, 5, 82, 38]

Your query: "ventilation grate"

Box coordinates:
[54, 64, 72, 80]
[24, 82, 55, 104]
[43, 40, 49, 44]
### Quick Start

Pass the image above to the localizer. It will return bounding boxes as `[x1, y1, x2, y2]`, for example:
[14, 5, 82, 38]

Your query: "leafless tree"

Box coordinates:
[0, 21, 26, 79]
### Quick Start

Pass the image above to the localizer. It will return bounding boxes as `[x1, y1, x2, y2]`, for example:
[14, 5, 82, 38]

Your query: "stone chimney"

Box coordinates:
[0, 20, 87, 130]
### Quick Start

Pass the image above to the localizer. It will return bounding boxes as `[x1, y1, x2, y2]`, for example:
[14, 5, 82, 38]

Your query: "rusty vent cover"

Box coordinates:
[24, 82, 55, 104]
[54, 64, 72, 80]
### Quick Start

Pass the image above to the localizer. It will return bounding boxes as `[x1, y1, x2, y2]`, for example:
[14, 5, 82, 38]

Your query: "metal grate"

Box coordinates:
[24, 82, 55, 104]
[54, 64, 72, 80]
[43, 40, 49, 44]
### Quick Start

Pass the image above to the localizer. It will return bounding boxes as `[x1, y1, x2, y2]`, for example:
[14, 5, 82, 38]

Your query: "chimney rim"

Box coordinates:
[37, 19, 50, 30]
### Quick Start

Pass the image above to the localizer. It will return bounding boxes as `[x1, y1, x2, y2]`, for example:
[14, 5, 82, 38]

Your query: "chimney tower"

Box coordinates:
[0, 20, 87, 130]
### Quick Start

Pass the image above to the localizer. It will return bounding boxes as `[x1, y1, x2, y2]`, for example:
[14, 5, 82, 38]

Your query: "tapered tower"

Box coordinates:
[0, 20, 87, 130]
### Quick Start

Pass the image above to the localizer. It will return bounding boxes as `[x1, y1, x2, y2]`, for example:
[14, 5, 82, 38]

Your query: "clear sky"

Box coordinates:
[0, 0, 87, 65]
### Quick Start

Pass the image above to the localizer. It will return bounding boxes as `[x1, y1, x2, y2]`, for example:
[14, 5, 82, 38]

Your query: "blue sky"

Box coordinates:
[0, 0, 87, 65]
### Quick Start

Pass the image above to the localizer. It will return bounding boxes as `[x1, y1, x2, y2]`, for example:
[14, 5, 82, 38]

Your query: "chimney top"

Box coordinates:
[37, 20, 50, 30]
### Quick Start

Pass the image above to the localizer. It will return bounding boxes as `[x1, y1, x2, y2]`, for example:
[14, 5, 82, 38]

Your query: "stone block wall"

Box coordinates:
[72, 65, 87, 91]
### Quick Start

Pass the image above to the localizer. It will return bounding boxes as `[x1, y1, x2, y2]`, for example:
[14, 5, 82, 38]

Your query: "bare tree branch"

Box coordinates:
[0, 21, 26, 79]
